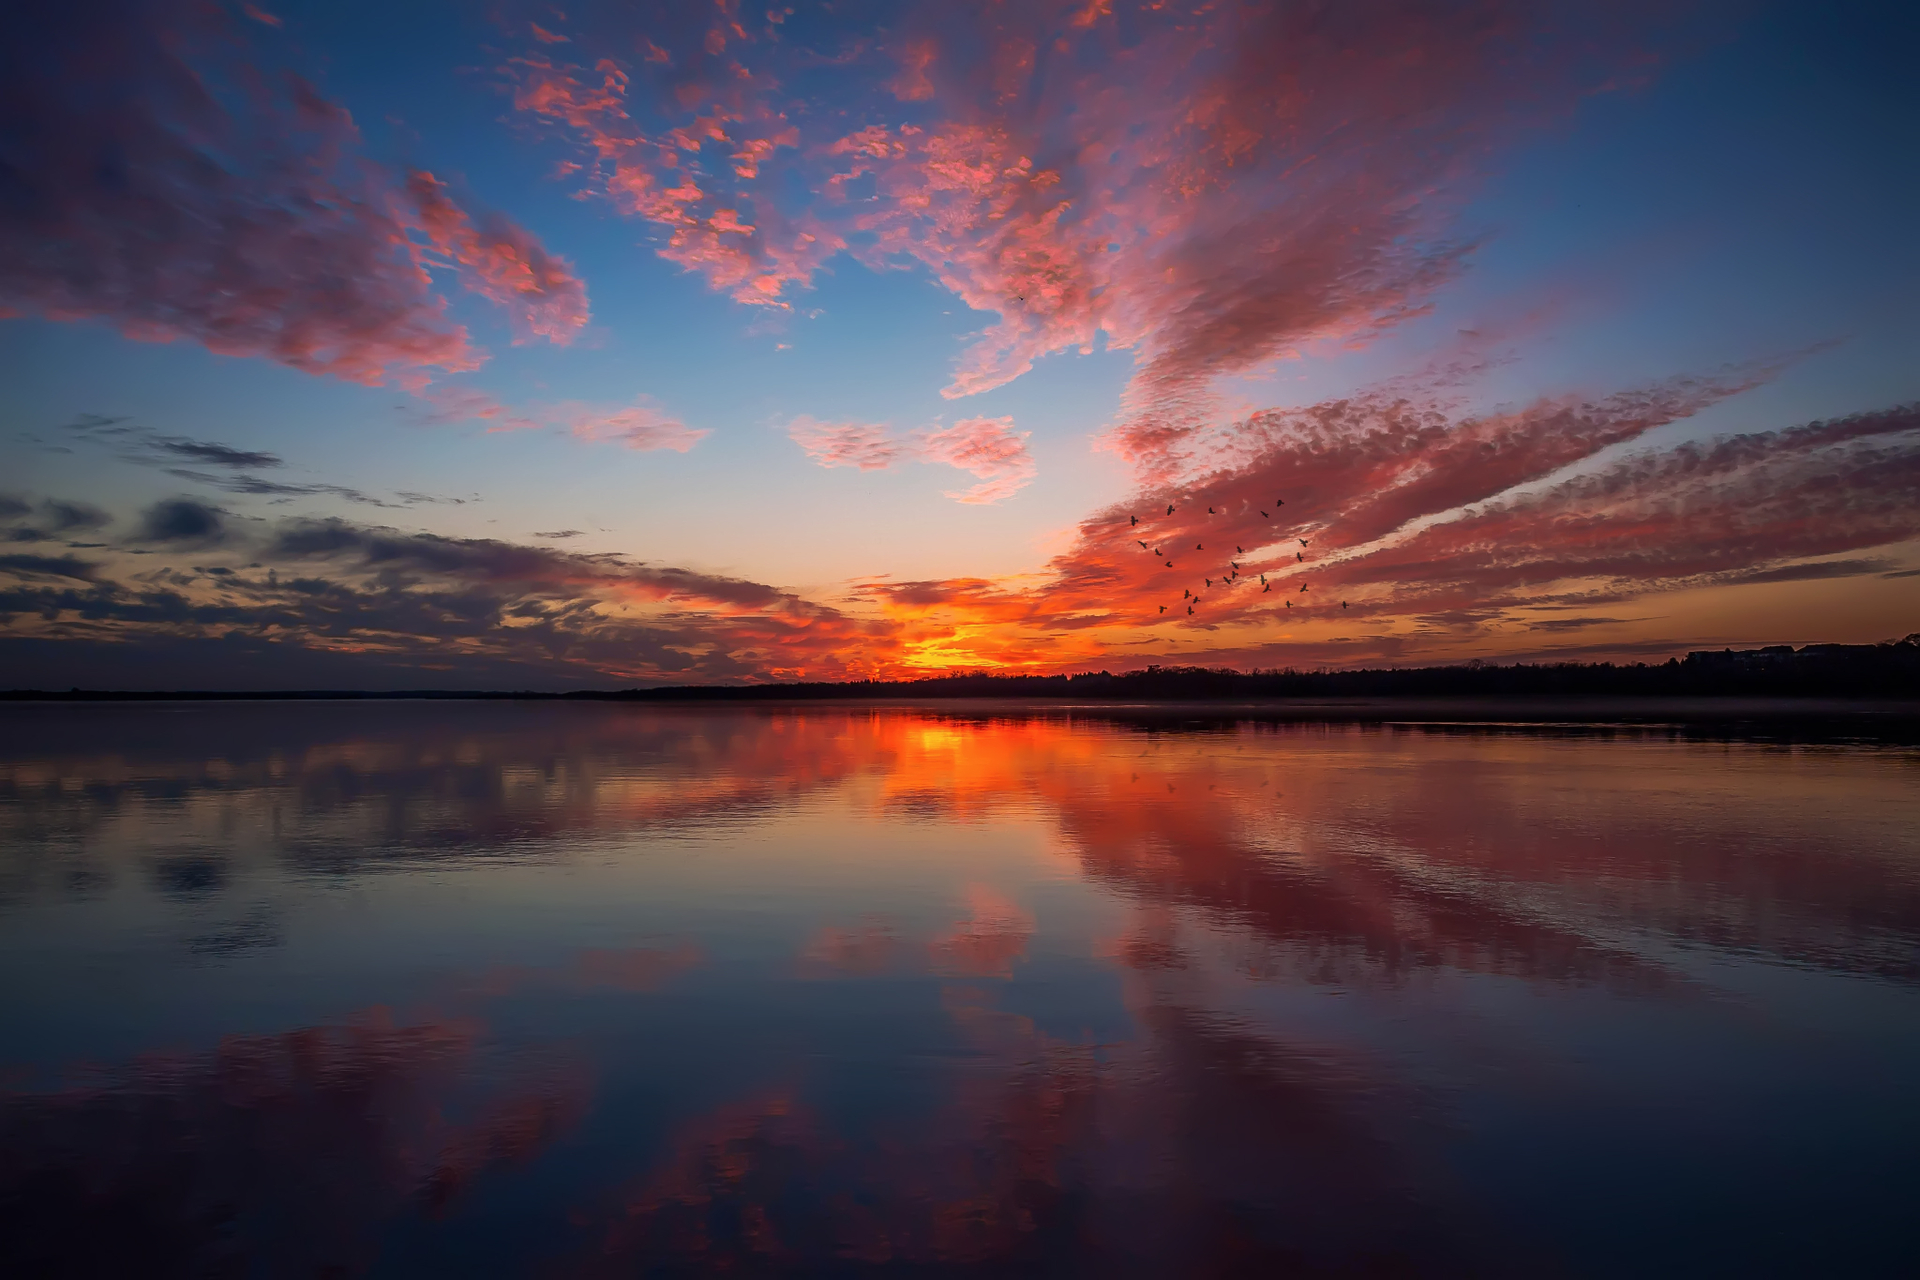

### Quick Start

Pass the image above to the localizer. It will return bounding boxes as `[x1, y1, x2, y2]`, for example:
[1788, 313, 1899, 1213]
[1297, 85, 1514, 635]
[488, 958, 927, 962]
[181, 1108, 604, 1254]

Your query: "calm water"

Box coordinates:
[2, 703, 1917, 1278]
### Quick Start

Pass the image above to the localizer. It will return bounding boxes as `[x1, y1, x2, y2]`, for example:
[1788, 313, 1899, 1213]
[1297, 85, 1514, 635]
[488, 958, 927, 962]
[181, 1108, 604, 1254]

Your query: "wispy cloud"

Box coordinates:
[919, 416, 1035, 505]
[49, 414, 467, 508]
[786, 417, 907, 472]
[785, 415, 1035, 503]
[415, 388, 707, 453]
[550, 401, 708, 452]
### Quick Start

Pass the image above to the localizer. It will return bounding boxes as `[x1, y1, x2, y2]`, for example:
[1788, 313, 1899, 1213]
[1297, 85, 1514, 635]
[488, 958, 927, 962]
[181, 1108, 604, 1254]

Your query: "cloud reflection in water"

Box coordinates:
[1, 703, 1917, 1274]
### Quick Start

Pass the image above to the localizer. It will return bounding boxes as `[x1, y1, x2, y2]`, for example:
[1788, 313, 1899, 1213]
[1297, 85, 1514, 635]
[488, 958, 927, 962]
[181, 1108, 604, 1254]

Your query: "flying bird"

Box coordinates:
[1298, 538, 1309, 547]
[1137, 540, 1149, 549]
[1236, 545, 1244, 554]
[1183, 588, 1191, 599]
[1205, 577, 1213, 587]
[1230, 561, 1239, 571]
[1285, 599, 1292, 608]
[1300, 582, 1309, 591]
[1296, 552, 1303, 562]
[1276, 497, 1285, 506]
[1131, 515, 1138, 527]
[1342, 600, 1349, 609]
[1195, 542, 1203, 550]
[1259, 574, 1267, 585]
[1187, 605, 1194, 616]
[1167, 504, 1175, 515]
[1263, 583, 1271, 593]
[1159, 605, 1166, 613]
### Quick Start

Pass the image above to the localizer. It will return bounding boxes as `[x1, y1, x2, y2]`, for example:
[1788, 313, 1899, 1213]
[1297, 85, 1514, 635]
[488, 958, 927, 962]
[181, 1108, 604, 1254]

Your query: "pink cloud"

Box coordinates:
[919, 416, 1036, 504]
[887, 39, 938, 102]
[552, 400, 709, 452]
[1333, 402, 1920, 611]
[0, 3, 587, 385]
[406, 172, 590, 345]
[785, 414, 1036, 503]
[508, 1, 1659, 460]
[415, 386, 705, 453]
[412, 383, 538, 429]
[507, 52, 827, 309]
[786, 417, 906, 471]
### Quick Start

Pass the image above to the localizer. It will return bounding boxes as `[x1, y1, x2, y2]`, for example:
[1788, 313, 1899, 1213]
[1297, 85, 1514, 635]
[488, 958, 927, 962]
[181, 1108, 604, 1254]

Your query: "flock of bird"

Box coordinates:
[1128, 498, 1348, 621]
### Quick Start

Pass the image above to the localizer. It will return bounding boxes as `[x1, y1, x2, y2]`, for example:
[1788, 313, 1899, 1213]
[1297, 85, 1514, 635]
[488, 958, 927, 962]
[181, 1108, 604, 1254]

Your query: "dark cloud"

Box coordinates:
[1, 497, 112, 544]
[136, 498, 226, 545]
[40, 499, 110, 532]
[1527, 616, 1629, 632]
[164, 469, 402, 508]
[1722, 558, 1893, 585]
[0, 507, 892, 688]
[533, 530, 584, 539]
[59, 414, 279, 470]
[154, 439, 283, 469]
[0, 553, 100, 582]
[47, 415, 464, 510]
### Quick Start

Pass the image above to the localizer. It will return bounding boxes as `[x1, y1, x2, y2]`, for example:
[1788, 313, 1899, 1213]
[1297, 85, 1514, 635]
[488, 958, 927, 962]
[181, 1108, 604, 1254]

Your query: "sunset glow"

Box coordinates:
[3, 0, 1915, 687]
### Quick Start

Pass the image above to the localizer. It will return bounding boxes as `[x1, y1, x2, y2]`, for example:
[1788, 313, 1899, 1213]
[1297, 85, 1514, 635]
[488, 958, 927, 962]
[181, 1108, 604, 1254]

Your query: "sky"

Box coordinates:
[1, 0, 1916, 689]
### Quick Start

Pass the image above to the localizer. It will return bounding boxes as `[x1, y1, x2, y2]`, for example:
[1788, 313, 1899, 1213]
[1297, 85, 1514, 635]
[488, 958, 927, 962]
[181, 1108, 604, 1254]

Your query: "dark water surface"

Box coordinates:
[2, 702, 1917, 1278]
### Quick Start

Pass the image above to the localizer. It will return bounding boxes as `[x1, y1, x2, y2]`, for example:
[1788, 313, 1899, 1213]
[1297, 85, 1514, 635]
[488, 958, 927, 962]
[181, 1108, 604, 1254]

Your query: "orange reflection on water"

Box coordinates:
[7, 705, 1917, 988]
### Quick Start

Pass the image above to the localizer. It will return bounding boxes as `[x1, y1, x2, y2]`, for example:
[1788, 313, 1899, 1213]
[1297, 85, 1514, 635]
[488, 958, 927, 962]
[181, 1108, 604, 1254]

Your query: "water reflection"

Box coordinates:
[0, 1013, 587, 1278]
[1, 702, 1917, 1276]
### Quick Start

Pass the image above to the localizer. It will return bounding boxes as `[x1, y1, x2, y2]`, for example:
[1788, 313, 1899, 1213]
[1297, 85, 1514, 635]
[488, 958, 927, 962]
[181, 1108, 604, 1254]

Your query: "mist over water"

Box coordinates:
[2, 703, 1917, 1277]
